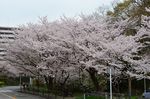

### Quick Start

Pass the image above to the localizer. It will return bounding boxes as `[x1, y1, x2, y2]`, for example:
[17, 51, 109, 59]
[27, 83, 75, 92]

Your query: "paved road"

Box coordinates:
[0, 86, 45, 99]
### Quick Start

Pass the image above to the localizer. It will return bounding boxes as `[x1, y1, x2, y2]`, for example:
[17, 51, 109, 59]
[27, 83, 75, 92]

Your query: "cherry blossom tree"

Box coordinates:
[4, 10, 150, 93]
[71, 14, 149, 91]
[134, 12, 150, 76]
[4, 17, 85, 95]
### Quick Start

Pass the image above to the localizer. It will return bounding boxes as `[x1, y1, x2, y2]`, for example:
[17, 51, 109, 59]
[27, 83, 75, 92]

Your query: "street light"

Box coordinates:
[109, 68, 112, 99]
[19, 72, 24, 90]
[107, 67, 114, 99]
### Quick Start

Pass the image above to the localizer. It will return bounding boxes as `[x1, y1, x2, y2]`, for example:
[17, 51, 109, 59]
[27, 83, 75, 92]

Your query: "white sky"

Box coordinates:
[0, 0, 118, 27]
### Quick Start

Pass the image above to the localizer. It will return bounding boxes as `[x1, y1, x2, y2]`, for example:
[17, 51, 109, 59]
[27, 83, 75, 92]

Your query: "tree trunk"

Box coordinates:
[44, 76, 54, 99]
[61, 74, 70, 99]
[128, 77, 132, 99]
[86, 68, 100, 91]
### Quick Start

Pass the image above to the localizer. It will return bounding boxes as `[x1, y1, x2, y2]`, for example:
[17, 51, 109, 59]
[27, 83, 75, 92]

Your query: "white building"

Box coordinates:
[0, 26, 15, 61]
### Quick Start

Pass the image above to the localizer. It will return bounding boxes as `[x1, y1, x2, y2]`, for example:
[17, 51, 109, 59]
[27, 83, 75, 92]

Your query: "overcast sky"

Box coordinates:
[0, 0, 118, 27]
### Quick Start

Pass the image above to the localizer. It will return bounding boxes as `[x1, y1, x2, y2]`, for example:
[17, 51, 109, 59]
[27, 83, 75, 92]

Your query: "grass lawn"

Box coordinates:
[75, 95, 105, 99]
[75, 94, 140, 99]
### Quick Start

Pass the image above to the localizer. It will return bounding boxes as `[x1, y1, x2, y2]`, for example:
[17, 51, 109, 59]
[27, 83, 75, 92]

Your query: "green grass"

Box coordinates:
[76, 95, 105, 99]
[75, 94, 141, 99]
[131, 96, 139, 99]
[0, 81, 5, 87]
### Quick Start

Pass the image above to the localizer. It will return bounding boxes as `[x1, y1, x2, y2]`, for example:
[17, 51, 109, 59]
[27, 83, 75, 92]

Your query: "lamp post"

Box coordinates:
[107, 67, 114, 99]
[19, 72, 23, 90]
[109, 68, 112, 99]
[29, 77, 33, 86]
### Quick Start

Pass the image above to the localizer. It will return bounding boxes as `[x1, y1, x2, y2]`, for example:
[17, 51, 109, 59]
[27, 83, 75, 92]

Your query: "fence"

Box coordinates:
[19, 86, 143, 99]
[83, 92, 142, 99]
[19, 86, 55, 99]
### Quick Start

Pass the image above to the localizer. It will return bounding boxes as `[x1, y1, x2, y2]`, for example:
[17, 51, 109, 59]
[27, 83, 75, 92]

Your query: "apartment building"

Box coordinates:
[0, 26, 15, 61]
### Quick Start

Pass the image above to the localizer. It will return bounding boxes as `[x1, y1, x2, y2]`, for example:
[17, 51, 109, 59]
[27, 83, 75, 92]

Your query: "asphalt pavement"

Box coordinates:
[0, 86, 45, 99]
